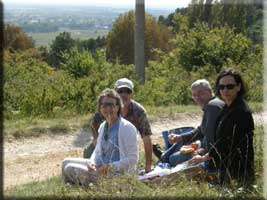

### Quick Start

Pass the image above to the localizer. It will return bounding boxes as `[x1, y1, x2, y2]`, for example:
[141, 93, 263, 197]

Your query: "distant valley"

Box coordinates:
[4, 4, 173, 46]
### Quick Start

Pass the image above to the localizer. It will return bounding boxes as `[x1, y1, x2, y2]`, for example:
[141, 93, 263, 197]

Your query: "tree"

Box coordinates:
[158, 7, 187, 28]
[60, 47, 96, 79]
[48, 32, 75, 69]
[106, 11, 171, 65]
[4, 24, 34, 51]
[174, 23, 252, 72]
[187, 0, 205, 28]
[170, 13, 189, 33]
[77, 36, 106, 52]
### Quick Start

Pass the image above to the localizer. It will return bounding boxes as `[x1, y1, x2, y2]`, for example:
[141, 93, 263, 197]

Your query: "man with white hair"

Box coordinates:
[156, 79, 225, 169]
[85, 78, 153, 173]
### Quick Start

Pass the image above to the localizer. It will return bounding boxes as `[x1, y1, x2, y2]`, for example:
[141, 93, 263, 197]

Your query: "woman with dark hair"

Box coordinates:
[62, 88, 138, 186]
[209, 68, 255, 185]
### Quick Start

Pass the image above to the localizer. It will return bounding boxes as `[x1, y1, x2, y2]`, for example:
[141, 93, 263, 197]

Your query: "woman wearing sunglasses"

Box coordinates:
[62, 88, 138, 186]
[209, 68, 254, 186]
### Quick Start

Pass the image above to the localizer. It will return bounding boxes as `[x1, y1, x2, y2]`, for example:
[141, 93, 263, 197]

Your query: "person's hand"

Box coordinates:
[196, 148, 205, 155]
[97, 164, 110, 176]
[189, 155, 204, 164]
[168, 134, 182, 144]
[87, 163, 97, 172]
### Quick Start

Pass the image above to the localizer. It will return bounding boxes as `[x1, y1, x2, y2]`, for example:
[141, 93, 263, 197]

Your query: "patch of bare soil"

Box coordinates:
[4, 112, 266, 191]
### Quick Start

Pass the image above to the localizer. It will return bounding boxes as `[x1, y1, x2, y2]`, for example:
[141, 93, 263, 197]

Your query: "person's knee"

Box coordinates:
[64, 163, 79, 180]
[160, 154, 169, 163]
[169, 153, 185, 167]
[169, 154, 179, 167]
[170, 153, 192, 167]
[62, 158, 72, 170]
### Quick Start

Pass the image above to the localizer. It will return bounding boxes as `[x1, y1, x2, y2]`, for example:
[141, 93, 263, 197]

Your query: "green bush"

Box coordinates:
[173, 23, 253, 73]
[4, 23, 263, 119]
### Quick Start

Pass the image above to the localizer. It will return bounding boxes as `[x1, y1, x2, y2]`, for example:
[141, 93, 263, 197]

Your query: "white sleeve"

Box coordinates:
[111, 122, 138, 172]
[89, 122, 105, 166]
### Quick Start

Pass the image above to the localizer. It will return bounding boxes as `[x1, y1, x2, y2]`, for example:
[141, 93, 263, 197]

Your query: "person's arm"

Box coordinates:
[189, 153, 211, 164]
[91, 112, 104, 146]
[181, 127, 202, 144]
[138, 111, 153, 173]
[91, 124, 99, 146]
[131, 103, 153, 173]
[142, 135, 153, 173]
[201, 104, 223, 150]
[182, 103, 222, 146]
[89, 122, 105, 166]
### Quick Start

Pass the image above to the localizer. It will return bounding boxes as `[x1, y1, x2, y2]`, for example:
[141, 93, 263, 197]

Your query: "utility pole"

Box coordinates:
[135, 0, 145, 84]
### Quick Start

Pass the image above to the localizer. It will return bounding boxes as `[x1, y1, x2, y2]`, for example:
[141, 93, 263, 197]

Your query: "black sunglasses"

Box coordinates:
[117, 88, 132, 94]
[218, 84, 236, 90]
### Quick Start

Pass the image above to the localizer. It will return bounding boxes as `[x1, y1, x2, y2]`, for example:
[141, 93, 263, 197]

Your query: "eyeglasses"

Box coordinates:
[100, 102, 117, 108]
[218, 84, 236, 90]
[117, 88, 132, 94]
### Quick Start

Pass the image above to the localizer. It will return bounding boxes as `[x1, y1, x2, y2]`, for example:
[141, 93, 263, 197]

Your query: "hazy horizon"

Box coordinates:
[3, 0, 191, 9]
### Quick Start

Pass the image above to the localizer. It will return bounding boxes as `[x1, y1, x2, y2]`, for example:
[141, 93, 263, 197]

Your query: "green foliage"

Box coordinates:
[171, 13, 189, 33]
[4, 15, 263, 119]
[60, 47, 96, 79]
[135, 52, 193, 106]
[173, 23, 253, 72]
[253, 125, 264, 181]
[4, 47, 135, 118]
[48, 32, 75, 68]
[158, 7, 187, 28]
[220, 52, 263, 102]
[4, 49, 59, 117]
[161, 0, 263, 45]
[106, 11, 134, 64]
[77, 36, 106, 52]
[5, 173, 262, 198]
[106, 10, 171, 65]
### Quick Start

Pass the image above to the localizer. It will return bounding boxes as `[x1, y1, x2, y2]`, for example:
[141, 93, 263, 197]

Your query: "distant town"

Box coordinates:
[4, 4, 173, 33]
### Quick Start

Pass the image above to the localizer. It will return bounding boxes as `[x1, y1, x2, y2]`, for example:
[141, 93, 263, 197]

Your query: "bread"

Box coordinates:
[180, 146, 195, 154]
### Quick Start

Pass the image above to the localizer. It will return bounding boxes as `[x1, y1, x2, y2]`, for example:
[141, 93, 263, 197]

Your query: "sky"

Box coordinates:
[3, 0, 191, 9]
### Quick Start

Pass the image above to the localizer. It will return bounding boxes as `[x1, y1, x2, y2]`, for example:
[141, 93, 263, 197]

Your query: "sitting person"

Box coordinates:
[85, 78, 153, 173]
[62, 89, 138, 186]
[155, 79, 224, 169]
[192, 69, 255, 186]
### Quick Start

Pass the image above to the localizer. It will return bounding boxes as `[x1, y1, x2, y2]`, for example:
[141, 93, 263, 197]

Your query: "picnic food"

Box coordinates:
[180, 141, 200, 154]
[180, 145, 195, 154]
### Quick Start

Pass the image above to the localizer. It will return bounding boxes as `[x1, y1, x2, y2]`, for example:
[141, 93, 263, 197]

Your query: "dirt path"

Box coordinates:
[4, 112, 266, 191]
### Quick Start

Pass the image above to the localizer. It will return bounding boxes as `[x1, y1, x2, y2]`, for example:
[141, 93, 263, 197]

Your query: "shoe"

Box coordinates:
[153, 144, 163, 160]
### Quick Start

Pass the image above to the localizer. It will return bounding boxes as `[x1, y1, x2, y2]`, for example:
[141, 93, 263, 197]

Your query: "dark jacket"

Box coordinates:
[209, 96, 254, 185]
[182, 97, 225, 152]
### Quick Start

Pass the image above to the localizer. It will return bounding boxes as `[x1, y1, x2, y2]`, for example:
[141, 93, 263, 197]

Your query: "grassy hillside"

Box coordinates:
[29, 29, 108, 47]
[5, 125, 264, 199]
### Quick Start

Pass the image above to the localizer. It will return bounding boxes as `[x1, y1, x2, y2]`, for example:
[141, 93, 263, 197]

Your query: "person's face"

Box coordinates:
[218, 75, 241, 106]
[191, 86, 212, 109]
[100, 96, 119, 122]
[115, 87, 132, 106]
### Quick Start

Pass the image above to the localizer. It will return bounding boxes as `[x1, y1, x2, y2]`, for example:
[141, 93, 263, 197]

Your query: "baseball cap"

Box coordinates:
[114, 78, 134, 91]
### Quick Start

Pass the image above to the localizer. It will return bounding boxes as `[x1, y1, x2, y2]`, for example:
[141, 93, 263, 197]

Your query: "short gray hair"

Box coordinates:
[191, 79, 212, 90]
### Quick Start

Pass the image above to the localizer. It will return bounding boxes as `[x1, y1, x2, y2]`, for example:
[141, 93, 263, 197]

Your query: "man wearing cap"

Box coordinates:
[84, 78, 153, 173]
